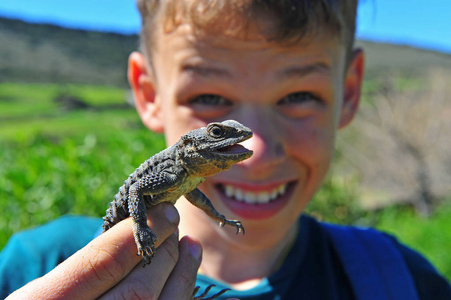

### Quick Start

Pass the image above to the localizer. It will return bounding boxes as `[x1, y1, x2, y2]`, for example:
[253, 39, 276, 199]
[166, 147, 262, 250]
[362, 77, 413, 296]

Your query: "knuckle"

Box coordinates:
[80, 246, 128, 285]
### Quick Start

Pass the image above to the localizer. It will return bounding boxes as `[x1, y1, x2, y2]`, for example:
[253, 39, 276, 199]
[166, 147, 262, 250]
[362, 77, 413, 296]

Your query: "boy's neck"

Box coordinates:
[176, 197, 299, 289]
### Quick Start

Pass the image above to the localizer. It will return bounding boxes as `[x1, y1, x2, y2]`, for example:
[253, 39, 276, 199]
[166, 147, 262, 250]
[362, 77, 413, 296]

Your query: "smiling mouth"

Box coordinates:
[216, 182, 295, 204]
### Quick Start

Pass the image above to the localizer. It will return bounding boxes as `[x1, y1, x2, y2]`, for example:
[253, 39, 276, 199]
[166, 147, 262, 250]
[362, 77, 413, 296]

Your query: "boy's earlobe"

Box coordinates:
[339, 48, 365, 129]
[128, 52, 164, 133]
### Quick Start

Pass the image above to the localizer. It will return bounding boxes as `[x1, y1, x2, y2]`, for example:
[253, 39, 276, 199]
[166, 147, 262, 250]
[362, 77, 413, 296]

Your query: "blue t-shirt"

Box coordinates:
[1, 215, 450, 299]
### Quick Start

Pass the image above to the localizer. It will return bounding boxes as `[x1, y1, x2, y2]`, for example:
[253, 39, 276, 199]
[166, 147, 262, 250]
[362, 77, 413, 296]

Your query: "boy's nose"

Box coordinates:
[238, 113, 285, 175]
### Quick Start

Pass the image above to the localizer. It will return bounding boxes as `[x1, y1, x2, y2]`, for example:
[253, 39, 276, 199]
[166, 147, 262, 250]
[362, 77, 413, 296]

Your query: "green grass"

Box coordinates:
[0, 130, 165, 244]
[374, 203, 451, 280]
[0, 82, 166, 246]
[0, 83, 136, 139]
[1, 82, 450, 281]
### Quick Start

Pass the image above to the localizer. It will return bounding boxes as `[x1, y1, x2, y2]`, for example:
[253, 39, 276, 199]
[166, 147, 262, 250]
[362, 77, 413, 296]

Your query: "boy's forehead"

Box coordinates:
[152, 21, 344, 66]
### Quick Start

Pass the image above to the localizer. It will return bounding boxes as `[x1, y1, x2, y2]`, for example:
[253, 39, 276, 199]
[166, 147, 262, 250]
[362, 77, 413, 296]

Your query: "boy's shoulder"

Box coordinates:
[318, 217, 451, 300]
[321, 221, 419, 299]
[0, 215, 102, 298]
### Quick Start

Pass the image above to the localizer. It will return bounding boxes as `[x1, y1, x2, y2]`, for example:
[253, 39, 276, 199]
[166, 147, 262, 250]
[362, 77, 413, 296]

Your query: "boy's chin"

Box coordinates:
[213, 181, 297, 220]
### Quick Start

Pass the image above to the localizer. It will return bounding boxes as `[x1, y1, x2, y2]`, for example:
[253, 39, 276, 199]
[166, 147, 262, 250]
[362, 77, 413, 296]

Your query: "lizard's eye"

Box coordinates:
[208, 125, 224, 138]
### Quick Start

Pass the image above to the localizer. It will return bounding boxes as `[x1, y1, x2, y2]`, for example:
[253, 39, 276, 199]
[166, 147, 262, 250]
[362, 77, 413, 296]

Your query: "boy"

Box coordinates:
[2, 0, 450, 299]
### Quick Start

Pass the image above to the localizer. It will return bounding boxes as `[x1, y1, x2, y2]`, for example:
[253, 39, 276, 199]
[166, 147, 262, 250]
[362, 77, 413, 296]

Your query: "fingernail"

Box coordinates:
[189, 241, 202, 261]
[164, 205, 179, 224]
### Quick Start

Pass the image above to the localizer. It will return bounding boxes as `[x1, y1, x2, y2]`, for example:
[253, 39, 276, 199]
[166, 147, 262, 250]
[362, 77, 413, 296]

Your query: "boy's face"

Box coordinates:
[130, 19, 363, 239]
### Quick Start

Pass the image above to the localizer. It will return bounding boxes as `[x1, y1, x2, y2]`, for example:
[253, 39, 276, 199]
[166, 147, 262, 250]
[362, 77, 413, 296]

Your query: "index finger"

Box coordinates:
[7, 203, 179, 300]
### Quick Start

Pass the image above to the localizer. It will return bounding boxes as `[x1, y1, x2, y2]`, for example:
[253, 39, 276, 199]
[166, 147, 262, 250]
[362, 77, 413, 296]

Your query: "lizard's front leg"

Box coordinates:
[185, 188, 245, 234]
[128, 171, 182, 265]
[128, 183, 157, 265]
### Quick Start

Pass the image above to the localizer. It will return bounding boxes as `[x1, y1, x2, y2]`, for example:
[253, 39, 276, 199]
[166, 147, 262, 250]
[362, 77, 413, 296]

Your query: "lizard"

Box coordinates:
[102, 120, 253, 299]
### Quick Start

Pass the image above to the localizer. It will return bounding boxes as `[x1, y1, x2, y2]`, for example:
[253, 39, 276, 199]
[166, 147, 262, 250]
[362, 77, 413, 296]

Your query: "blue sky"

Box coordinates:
[0, 0, 450, 54]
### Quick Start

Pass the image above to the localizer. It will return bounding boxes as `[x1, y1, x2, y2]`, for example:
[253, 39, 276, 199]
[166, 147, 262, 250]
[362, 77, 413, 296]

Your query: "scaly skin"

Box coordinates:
[102, 120, 253, 299]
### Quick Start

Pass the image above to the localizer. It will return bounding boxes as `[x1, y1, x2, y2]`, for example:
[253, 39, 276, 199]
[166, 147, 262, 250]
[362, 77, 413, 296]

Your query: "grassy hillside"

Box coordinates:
[356, 40, 451, 77]
[0, 18, 137, 86]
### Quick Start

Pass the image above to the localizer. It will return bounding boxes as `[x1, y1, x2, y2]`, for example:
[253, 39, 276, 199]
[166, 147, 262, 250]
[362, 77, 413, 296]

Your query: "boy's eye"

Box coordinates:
[277, 92, 320, 105]
[187, 94, 233, 119]
[277, 92, 323, 118]
[189, 94, 232, 106]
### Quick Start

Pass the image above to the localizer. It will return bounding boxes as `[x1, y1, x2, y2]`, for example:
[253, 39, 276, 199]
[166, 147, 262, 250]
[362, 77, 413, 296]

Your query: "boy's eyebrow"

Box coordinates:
[278, 62, 331, 79]
[181, 62, 330, 79]
[181, 64, 232, 79]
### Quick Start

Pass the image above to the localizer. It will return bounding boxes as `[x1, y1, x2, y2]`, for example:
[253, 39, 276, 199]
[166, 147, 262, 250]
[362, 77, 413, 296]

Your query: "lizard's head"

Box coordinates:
[176, 120, 253, 177]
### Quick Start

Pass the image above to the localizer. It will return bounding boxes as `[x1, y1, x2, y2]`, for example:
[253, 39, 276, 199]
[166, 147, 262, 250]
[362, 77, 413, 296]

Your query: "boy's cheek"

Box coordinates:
[283, 113, 336, 146]
[284, 123, 336, 169]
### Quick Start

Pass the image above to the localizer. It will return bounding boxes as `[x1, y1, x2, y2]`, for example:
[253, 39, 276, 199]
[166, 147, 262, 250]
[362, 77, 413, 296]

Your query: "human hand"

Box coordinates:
[6, 203, 202, 300]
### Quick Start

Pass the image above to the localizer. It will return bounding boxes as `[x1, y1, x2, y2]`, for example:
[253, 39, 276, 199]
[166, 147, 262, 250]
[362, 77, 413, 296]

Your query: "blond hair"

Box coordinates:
[137, 0, 358, 59]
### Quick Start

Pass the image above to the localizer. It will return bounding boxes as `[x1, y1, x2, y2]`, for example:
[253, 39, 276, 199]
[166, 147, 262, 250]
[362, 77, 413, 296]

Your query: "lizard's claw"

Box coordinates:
[233, 220, 245, 235]
[138, 244, 156, 266]
[192, 284, 231, 300]
[134, 225, 157, 267]
[218, 218, 245, 235]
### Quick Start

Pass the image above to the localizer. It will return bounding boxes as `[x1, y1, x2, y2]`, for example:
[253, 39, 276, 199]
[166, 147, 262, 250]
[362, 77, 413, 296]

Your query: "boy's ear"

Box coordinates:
[128, 51, 164, 133]
[338, 48, 364, 129]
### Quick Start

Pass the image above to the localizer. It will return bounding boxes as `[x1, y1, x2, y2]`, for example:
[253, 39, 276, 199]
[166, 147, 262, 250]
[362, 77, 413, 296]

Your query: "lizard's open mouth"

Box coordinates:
[216, 144, 250, 154]
[213, 143, 253, 160]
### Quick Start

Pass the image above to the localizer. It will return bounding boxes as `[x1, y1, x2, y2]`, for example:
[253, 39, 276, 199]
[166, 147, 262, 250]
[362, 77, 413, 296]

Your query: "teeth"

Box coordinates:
[225, 185, 234, 198]
[257, 192, 270, 203]
[222, 183, 288, 204]
[245, 192, 257, 204]
[238, 189, 245, 201]
[270, 189, 278, 199]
